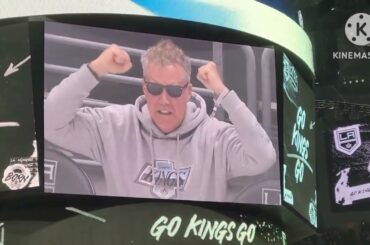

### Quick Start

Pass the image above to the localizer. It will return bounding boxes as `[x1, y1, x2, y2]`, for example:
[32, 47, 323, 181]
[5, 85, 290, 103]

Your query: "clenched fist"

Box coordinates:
[89, 44, 132, 77]
[197, 62, 227, 96]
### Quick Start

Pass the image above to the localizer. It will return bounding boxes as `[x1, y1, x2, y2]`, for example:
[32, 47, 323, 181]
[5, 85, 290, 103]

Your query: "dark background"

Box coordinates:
[0, 23, 36, 192]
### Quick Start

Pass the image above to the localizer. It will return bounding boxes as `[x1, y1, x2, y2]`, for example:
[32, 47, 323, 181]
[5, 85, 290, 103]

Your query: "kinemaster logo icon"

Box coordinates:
[345, 13, 370, 46]
[333, 13, 370, 60]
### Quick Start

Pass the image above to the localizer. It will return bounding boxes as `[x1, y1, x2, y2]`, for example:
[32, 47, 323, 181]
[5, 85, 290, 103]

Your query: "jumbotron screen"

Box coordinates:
[329, 121, 370, 208]
[282, 54, 317, 227]
[43, 22, 281, 205]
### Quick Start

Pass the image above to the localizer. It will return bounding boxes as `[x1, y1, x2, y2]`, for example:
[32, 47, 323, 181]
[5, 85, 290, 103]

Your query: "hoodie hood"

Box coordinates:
[135, 92, 208, 138]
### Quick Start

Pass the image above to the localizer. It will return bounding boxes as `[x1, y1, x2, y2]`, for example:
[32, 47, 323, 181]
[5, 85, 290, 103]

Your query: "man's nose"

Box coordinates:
[158, 89, 170, 104]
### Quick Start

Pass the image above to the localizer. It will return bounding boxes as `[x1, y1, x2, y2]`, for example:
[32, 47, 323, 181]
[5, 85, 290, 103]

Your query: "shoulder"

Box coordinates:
[79, 104, 136, 122]
[199, 117, 234, 135]
[100, 104, 135, 114]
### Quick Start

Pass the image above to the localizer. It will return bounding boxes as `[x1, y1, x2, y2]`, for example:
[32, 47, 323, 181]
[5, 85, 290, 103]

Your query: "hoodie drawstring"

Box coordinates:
[176, 134, 180, 199]
[149, 130, 155, 186]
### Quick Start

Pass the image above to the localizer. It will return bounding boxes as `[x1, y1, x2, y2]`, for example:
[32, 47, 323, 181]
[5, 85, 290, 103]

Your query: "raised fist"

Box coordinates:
[89, 44, 132, 77]
[197, 61, 226, 96]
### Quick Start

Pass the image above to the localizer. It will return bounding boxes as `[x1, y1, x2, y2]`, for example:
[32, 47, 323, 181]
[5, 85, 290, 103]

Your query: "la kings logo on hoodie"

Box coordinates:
[137, 160, 191, 199]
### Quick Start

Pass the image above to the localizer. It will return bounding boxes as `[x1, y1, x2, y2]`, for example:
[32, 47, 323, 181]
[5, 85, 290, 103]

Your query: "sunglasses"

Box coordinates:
[144, 80, 189, 98]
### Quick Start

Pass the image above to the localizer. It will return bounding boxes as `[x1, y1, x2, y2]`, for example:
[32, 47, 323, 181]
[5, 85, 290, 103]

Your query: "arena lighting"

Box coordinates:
[0, 0, 314, 75]
[0, 122, 19, 127]
[342, 77, 367, 86]
[316, 100, 370, 115]
[298, 10, 304, 27]
[65, 207, 106, 223]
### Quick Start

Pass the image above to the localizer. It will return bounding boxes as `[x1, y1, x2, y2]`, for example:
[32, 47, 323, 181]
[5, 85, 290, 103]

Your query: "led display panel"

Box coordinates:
[282, 54, 317, 227]
[43, 22, 280, 205]
[329, 121, 370, 208]
[0, 23, 39, 192]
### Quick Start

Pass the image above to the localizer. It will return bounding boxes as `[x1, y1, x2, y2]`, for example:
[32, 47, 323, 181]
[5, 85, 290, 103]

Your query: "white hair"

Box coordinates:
[141, 39, 191, 82]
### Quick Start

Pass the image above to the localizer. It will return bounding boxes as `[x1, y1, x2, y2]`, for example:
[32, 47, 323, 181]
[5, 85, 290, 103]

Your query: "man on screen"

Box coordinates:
[44, 39, 276, 201]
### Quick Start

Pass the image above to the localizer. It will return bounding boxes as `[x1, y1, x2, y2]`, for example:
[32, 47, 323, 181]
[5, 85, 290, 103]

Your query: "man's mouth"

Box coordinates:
[158, 110, 172, 115]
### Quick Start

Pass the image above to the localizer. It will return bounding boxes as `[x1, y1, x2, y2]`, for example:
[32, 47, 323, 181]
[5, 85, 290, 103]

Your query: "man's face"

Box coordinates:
[143, 63, 192, 134]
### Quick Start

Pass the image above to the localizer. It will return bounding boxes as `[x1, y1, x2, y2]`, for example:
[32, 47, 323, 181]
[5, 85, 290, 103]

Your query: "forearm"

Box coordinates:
[221, 90, 276, 175]
[44, 64, 102, 160]
[45, 64, 99, 131]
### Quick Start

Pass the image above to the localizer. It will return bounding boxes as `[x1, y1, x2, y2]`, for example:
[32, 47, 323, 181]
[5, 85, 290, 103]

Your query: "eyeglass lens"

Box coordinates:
[146, 82, 186, 98]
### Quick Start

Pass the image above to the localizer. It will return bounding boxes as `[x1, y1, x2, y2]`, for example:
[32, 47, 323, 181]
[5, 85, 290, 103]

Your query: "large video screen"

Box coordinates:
[44, 22, 280, 205]
[282, 54, 317, 227]
[329, 121, 370, 208]
[0, 23, 39, 192]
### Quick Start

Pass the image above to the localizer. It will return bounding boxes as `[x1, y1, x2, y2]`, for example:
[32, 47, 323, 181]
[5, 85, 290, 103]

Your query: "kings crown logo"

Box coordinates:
[138, 160, 191, 199]
[334, 124, 362, 156]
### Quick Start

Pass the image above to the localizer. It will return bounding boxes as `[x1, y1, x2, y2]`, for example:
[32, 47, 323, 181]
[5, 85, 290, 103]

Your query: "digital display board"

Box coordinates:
[282, 54, 317, 227]
[0, 23, 39, 192]
[329, 122, 370, 208]
[0, 1, 318, 242]
[43, 21, 280, 205]
[4, 203, 285, 245]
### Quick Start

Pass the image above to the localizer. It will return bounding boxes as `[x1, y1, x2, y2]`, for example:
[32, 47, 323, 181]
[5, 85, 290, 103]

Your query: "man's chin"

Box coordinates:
[159, 126, 176, 134]
[152, 117, 183, 134]
[156, 122, 178, 134]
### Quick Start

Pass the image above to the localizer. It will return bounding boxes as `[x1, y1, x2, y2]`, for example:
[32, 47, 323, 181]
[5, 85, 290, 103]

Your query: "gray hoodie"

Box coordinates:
[44, 65, 276, 202]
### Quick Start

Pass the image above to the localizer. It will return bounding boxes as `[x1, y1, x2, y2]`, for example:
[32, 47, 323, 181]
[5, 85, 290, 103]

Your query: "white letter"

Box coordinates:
[214, 221, 228, 244]
[246, 224, 256, 243]
[184, 214, 203, 238]
[150, 216, 168, 241]
[236, 223, 247, 245]
[167, 216, 182, 237]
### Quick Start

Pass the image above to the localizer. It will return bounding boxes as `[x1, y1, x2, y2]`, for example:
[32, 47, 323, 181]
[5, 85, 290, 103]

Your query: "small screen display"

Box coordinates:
[0, 23, 39, 192]
[282, 54, 317, 227]
[330, 122, 370, 208]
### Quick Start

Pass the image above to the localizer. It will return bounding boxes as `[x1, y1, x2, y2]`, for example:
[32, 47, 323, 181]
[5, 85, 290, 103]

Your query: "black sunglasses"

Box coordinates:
[144, 80, 189, 98]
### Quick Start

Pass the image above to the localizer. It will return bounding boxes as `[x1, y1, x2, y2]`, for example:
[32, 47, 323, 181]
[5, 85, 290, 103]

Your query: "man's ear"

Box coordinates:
[142, 81, 147, 95]
[186, 83, 192, 100]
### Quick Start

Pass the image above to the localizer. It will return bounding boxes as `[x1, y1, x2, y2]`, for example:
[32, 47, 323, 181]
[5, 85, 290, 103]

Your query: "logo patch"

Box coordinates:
[138, 160, 191, 199]
[44, 159, 58, 193]
[2, 163, 31, 190]
[345, 13, 370, 46]
[334, 125, 362, 155]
